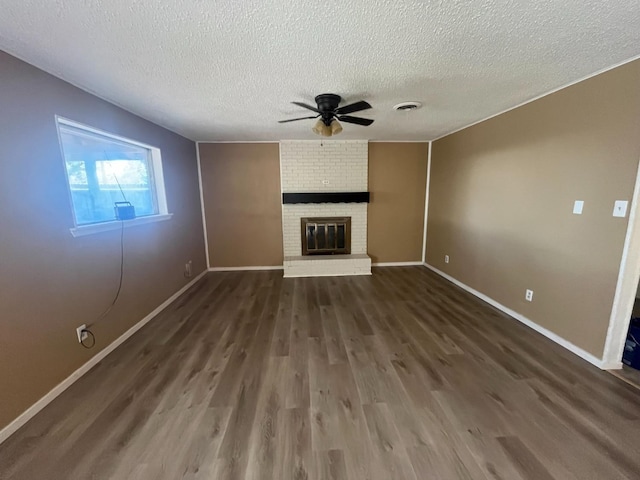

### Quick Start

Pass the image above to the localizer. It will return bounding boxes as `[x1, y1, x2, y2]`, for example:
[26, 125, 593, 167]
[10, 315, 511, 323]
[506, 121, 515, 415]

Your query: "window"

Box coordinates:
[57, 118, 170, 235]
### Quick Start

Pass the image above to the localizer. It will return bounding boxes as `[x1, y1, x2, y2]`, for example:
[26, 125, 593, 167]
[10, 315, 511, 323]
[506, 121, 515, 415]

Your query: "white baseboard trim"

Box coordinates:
[209, 262, 424, 271]
[422, 263, 612, 370]
[283, 272, 372, 278]
[0, 270, 208, 446]
[208, 266, 284, 272]
[601, 360, 624, 370]
[372, 261, 423, 267]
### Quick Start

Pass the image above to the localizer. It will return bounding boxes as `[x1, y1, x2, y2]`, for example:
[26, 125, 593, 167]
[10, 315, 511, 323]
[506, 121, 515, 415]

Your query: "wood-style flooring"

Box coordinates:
[612, 364, 640, 390]
[1, 267, 640, 479]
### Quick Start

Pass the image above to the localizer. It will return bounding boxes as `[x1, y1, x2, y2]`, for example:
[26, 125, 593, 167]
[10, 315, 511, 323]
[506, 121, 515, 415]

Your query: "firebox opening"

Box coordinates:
[301, 217, 351, 255]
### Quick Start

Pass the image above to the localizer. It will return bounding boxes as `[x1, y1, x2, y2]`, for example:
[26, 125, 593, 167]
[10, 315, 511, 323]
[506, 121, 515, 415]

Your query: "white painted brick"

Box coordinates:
[283, 254, 371, 277]
[280, 140, 369, 274]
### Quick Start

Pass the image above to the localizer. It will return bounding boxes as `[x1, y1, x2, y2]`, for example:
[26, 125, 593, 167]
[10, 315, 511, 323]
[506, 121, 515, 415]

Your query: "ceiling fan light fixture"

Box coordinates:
[330, 119, 343, 136]
[312, 119, 332, 137]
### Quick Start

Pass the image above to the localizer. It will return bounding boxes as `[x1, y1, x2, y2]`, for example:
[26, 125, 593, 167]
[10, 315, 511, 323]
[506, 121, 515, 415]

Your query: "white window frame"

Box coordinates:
[55, 116, 172, 237]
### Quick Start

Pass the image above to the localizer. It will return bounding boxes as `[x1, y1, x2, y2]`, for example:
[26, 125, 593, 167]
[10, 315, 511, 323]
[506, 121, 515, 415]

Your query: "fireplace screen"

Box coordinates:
[301, 217, 351, 255]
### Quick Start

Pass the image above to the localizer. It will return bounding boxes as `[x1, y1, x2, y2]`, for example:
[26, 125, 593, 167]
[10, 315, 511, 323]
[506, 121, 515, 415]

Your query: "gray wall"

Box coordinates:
[0, 50, 206, 429]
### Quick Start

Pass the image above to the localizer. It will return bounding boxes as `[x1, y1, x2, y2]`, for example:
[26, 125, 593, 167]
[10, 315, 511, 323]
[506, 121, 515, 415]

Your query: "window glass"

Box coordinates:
[58, 122, 159, 225]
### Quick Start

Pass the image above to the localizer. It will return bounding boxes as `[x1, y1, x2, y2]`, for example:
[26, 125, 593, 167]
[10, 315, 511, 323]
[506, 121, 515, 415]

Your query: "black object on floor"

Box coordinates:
[623, 318, 640, 370]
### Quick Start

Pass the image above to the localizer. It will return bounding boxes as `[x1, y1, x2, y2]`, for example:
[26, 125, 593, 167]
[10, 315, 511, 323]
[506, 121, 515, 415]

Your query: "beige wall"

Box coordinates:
[368, 143, 428, 263]
[199, 142, 428, 267]
[199, 143, 283, 267]
[427, 60, 640, 358]
[0, 51, 206, 430]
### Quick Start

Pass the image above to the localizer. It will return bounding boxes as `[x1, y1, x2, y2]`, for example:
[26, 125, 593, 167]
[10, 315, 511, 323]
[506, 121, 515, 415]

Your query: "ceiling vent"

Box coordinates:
[393, 101, 422, 111]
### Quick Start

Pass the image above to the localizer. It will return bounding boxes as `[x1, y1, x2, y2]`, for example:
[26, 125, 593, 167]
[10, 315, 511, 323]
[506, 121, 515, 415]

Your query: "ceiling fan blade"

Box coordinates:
[278, 115, 319, 123]
[291, 101, 322, 113]
[335, 100, 372, 115]
[338, 115, 374, 126]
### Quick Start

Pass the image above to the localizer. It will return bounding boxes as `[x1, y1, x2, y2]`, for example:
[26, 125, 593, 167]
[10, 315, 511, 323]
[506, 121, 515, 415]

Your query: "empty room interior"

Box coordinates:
[2, 1, 640, 479]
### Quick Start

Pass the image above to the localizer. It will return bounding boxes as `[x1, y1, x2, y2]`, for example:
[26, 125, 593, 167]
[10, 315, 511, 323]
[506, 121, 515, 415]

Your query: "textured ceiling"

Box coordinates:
[1, 1, 639, 141]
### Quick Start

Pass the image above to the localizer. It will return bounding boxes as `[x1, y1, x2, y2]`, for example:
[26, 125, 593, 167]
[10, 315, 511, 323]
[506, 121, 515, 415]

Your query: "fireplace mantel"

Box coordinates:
[282, 192, 370, 204]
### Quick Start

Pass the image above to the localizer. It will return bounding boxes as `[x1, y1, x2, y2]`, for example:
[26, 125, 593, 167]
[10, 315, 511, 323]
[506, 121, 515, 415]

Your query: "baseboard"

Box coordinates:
[283, 272, 372, 278]
[209, 263, 423, 271]
[601, 360, 623, 370]
[208, 266, 284, 272]
[372, 261, 423, 267]
[0, 270, 208, 446]
[422, 263, 610, 370]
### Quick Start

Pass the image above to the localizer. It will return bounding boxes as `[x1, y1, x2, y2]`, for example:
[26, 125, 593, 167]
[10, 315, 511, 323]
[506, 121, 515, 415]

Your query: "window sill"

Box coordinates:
[70, 214, 173, 237]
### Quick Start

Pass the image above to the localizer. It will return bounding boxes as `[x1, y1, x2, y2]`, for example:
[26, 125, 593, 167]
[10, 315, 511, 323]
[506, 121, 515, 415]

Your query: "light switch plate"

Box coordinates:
[613, 200, 628, 218]
[573, 200, 584, 215]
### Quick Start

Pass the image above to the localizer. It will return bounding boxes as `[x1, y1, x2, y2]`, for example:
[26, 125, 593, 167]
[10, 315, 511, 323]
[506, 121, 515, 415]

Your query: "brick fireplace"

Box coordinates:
[280, 140, 372, 277]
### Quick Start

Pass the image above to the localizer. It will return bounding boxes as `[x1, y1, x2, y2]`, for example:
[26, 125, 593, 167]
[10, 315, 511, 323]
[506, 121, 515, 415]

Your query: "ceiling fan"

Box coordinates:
[278, 94, 374, 137]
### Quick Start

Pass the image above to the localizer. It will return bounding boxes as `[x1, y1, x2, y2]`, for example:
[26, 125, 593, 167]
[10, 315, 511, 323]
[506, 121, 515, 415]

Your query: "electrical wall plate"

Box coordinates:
[76, 324, 88, 343]
[613, 200, 628, 218]
[573, 200, 584, 215]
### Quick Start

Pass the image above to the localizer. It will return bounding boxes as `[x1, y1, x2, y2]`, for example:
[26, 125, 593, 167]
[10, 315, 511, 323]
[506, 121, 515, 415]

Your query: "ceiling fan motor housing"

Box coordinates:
[315, 94, 342, 125]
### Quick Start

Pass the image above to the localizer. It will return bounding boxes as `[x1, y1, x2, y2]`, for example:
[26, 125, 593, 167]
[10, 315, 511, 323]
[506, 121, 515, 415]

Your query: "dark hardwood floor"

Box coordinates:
[1, 267, 640, 479]
[612, 364, 640, 390]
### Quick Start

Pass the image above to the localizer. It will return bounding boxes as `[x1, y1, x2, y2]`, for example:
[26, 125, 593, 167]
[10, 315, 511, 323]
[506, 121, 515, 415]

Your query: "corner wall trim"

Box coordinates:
[422, 263, 615, 370]
[208, 266, 284, 272]
[195, 142, 211, 269]
[421, 142, 432, 263]
[0, 270, 208, 446]
[372, 261, 423, 267]
[602, 157, 640, 367]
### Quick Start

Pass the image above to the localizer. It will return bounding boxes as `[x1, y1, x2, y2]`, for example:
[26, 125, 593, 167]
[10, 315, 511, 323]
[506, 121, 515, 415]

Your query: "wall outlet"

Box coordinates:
[444, 255, 450, 264]
[525, 289, 534, 302]
[76, 324, 88, 343]
[613, 200, 628, 218]
[573, 200, 584, 215]
[184, 260, 193, 278]
[322, 180, 330, 185]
